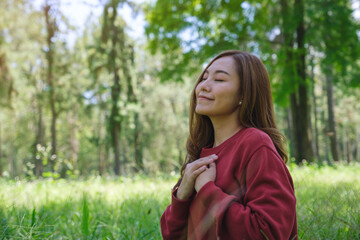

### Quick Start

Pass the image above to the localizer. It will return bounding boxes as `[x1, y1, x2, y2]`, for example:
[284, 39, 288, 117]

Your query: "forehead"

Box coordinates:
[206, 56, 236, 73]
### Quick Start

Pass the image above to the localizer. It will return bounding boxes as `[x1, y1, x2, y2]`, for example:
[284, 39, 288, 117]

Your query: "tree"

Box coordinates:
[42, 0, 76, 175]
[0, 0, 19, 108]
[144, 0, 314, 163]
[278, 0, 314, 163]
[44, 0, 59, 171]
[0, 0, 45, 177]
[88, 0, 136, 175]
[307, 0, 360, 162]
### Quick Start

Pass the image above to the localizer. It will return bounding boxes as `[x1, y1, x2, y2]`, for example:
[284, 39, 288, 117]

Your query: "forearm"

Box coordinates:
[196, 181, 296, 240]
[160, 189, 192, 240]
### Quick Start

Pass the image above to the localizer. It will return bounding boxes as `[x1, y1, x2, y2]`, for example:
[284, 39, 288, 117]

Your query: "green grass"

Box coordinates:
[0, 164, 359, 239]
[292, 163, 360, 239]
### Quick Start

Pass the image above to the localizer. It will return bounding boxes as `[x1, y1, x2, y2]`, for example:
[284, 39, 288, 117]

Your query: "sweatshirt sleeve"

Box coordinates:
[160, 188, 192, 240]
[195, 146, 297, 240]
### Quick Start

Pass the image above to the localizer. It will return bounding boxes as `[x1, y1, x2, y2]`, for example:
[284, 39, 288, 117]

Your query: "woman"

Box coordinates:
[160, 50, 297, 240]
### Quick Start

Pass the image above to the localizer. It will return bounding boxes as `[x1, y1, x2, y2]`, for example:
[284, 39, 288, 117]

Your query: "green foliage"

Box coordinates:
[30, 208, 36, 228]
[144, 0, 360, 101]
[306, 0, 360, 87]
[0, 164, 359, 239]
[81, 194, 90, 237]
[23, 144, 79, 180]
[144, 0, 271, 83]
[0, 0, 359, 177]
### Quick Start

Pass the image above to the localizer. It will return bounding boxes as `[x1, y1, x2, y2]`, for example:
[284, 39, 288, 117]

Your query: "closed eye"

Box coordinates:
[215, 79, 224, 82]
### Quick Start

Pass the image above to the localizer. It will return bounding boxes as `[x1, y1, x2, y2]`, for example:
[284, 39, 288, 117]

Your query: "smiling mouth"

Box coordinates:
[198, 96, 213, 101]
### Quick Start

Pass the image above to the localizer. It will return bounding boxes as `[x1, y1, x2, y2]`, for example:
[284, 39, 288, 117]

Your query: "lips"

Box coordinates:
[198, 95, 214, 101]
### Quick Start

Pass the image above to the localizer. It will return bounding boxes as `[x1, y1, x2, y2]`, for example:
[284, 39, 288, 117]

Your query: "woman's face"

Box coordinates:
[195, 56, 241, 118]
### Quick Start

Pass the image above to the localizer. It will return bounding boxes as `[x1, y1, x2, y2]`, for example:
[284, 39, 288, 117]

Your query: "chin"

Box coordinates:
[195, 107, 212, 116]
[195, 107, 206, 115]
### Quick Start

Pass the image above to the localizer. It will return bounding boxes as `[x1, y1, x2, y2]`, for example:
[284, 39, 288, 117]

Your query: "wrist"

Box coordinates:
[197, 180, 214, 192]
[176, 186, 188, 200]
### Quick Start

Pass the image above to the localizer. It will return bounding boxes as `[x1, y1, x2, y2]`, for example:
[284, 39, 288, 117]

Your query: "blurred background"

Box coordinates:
[0, 0, 359, 179]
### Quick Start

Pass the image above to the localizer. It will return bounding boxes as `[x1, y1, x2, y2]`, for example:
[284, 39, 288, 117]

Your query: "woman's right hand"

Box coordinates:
[176, 154, 218, 200]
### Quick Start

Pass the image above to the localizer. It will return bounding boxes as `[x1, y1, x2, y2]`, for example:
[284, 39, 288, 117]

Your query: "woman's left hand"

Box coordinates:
[194, 162, 217, 192]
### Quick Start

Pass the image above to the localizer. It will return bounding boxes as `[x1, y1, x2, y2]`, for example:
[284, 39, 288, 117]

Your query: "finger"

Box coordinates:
[192, 155, 218, 169]
[209, 162, 216, 168]
[192, 165, 207, 177]
[196, 154, 218, 164]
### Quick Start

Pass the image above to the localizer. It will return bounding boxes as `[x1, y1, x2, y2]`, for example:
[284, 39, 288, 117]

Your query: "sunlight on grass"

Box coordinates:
[292, 163, 360, 239]
[0, 164, 359, 239]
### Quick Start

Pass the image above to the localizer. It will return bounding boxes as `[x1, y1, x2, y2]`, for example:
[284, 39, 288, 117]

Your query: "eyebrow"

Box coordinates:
[204, 69, 231, 76]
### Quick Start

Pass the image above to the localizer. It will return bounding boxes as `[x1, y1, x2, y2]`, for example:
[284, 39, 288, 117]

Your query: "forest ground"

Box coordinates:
[0, 163, 359, 239]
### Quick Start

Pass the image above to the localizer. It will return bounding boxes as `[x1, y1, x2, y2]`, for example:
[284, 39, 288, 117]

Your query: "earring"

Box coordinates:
[239, 101, 242, 105]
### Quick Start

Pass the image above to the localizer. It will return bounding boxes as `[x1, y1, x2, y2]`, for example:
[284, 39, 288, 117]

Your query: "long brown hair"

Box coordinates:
[173, 50, 288, 190]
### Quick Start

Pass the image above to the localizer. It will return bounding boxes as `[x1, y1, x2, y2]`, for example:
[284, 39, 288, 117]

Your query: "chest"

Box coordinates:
[212, 152, 247, 201]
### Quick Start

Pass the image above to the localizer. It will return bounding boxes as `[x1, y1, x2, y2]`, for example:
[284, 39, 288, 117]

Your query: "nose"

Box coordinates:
[197, 78, 211, 92]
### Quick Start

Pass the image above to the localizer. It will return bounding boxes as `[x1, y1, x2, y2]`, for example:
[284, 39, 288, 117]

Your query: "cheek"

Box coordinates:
[220, 89, 239, 105]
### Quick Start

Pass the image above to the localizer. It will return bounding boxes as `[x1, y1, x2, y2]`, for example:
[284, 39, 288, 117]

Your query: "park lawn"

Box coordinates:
[0, 164, 359, 239]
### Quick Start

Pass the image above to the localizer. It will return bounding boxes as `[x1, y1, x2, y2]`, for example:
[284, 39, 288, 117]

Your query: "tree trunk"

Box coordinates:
[285, 0, 314, 164]
[286, 107, 293, 160]
[98, 144, 105, 176]
[10, 148, 16, 178]
[0, 53, 14, 107]
[98, 106, 105, 176]
[280, 0, 297, 160]
[325, 66, 339, 162]
[112, 114, 121, 176]
[289, 94, 299, 161]
[102, 2, 135, 174]
[134, 112, 143, 171]
[296, 0, 313, 163]
[124, 48, 142, 172]
[34, 103, 45, 177]
[50, 105, 57, 171]
[307, 100, 315, 159]
[357, 124, 360, 162]
[121, 141, 128, 174]
[97, 94, 107, 176]
[347, 131, 352, 163]
[111, 72, 121, 175]
[346, 128, 351, 163]
[322, 110, 331, 164]
[342, 126, 348, 162]
[106, 3, 123, 176]
[69, 105, 79, 170]
[0, 122, 2, 176]
[105, 139, 110, 173]
[280, 0, 313, 163]
[310, 61, 320, 160]
[289, 89, 313, 164]
[44, 2, 58, 172]
[10, 126, 16, 178]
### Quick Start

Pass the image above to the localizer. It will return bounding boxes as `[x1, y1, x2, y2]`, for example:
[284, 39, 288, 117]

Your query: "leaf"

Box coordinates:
[31, 208, 36, 227]
[81, 194, 90, 236]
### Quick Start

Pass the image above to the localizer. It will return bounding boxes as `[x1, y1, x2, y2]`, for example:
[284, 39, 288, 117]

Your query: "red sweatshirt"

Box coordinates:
[161, 128, 298, 240]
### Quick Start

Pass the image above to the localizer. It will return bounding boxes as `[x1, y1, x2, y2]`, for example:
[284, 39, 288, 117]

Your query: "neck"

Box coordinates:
[210, 114, 242, 148]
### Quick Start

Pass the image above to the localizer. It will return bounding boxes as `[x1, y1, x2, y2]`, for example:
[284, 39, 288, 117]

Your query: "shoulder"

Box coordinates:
[238, 128, 274, 148]
[232, 127, 278, 159]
